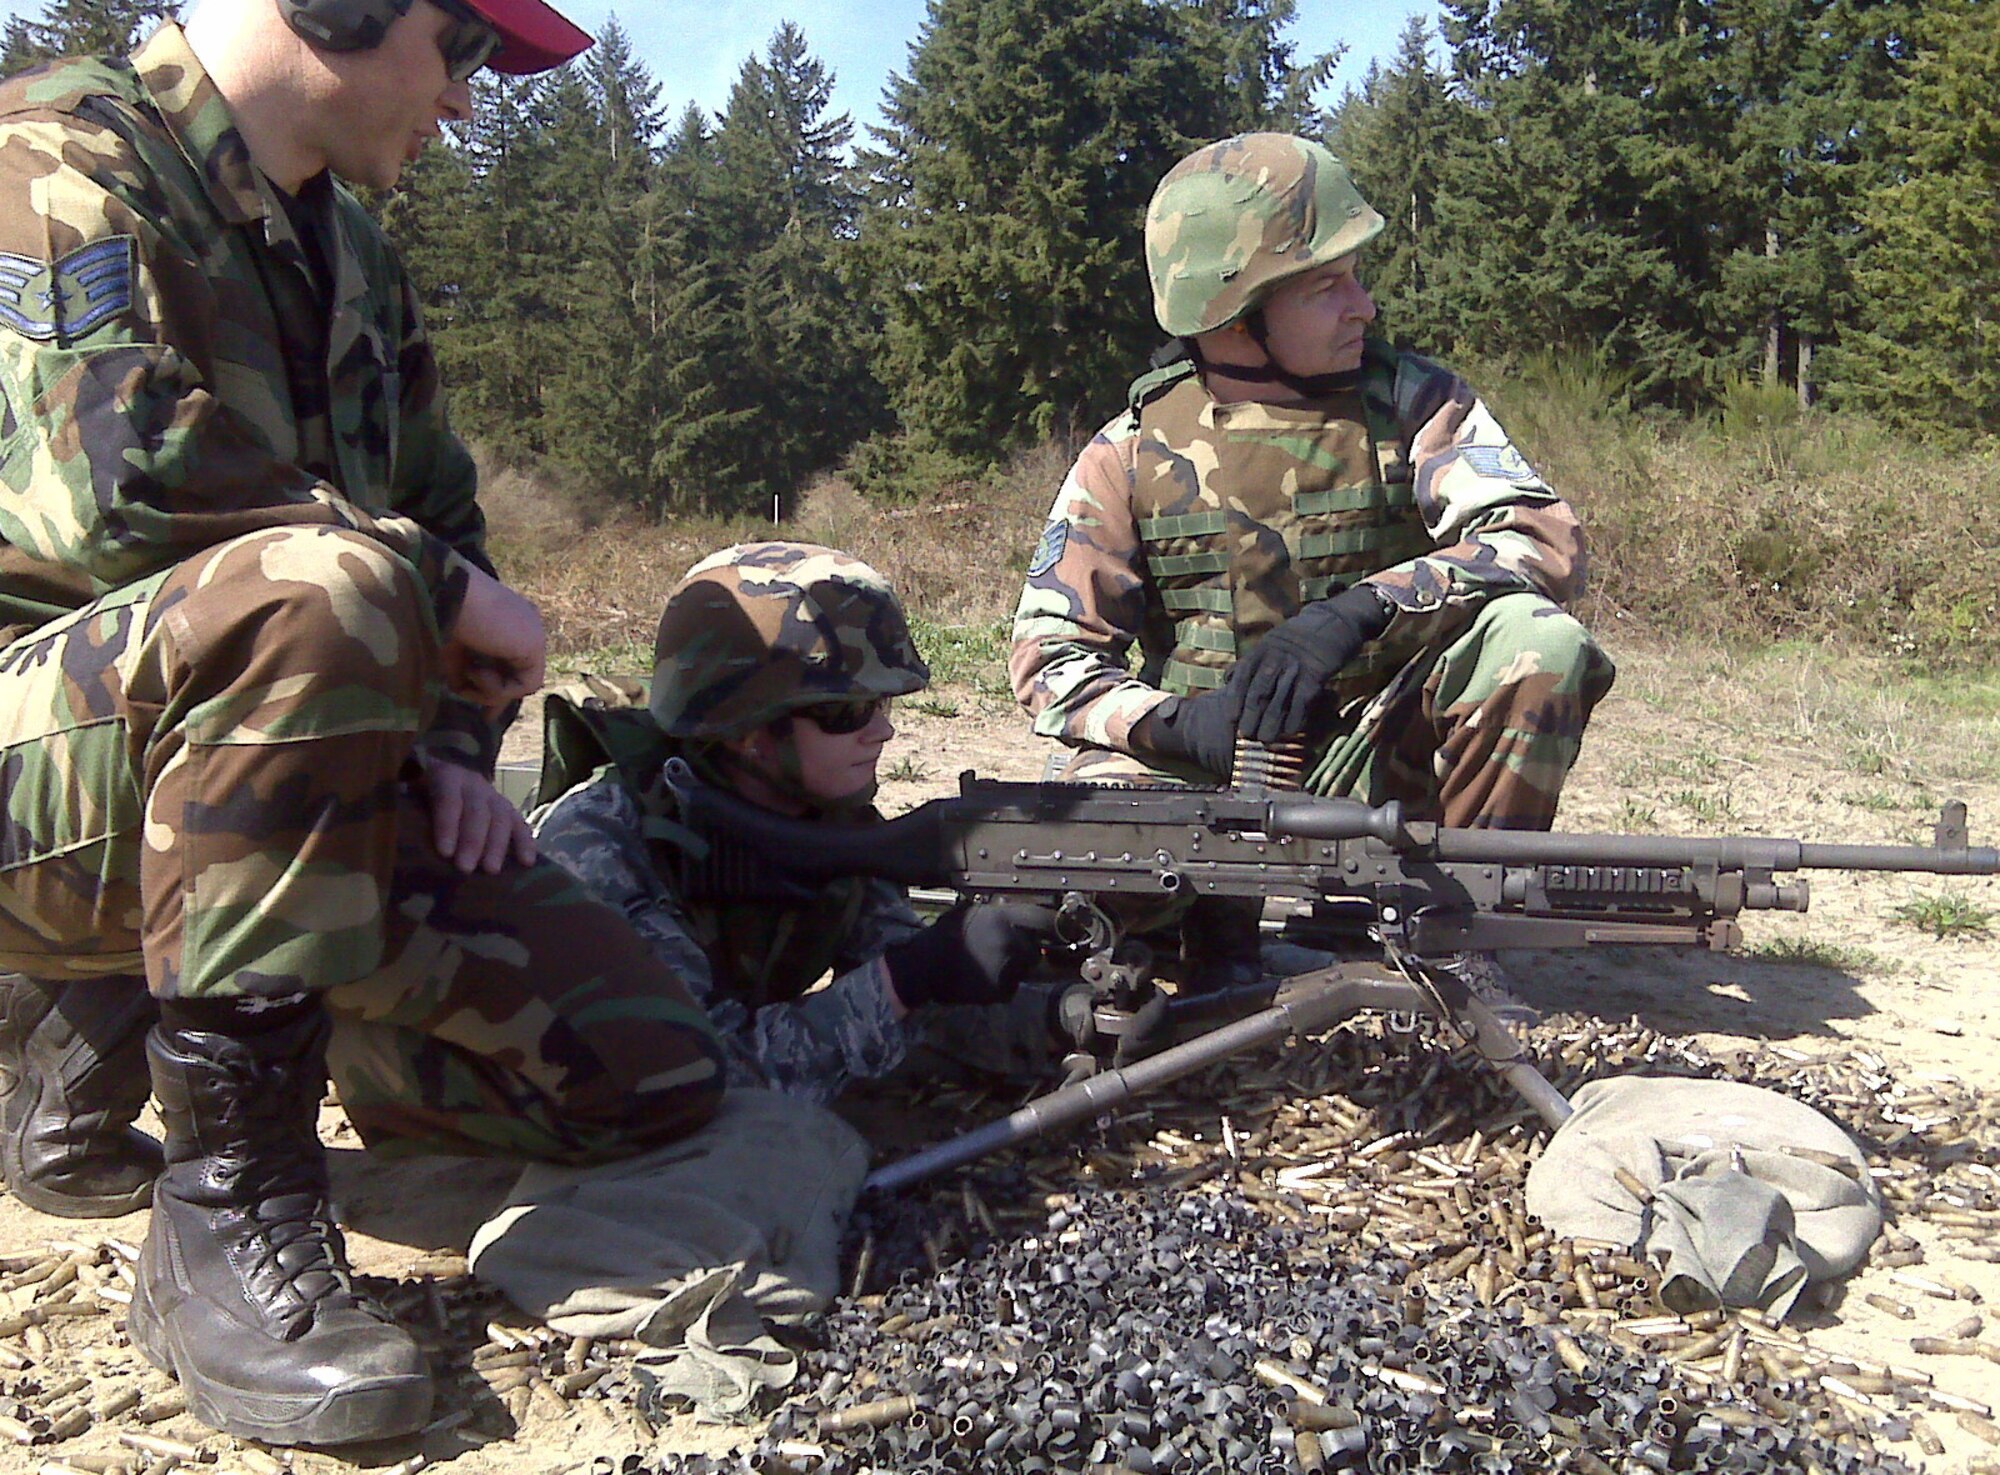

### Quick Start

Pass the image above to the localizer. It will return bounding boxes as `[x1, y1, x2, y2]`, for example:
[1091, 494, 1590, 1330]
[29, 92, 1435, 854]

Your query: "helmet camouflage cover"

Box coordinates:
[1145, 133, 1385, 337]
[649, 542, 931, 739]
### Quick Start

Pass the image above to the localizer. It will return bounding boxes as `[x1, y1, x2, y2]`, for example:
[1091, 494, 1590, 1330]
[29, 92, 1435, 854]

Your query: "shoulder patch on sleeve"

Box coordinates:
[1458, 444, 1542, 484]
[0, 236, 137, 343]
[1027, 519, 1069, 577]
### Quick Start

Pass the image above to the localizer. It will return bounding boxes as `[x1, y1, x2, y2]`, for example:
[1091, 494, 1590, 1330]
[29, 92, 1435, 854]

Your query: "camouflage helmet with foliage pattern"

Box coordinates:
[1145, 133, 1385, 337]
[649, 542, 931, 739]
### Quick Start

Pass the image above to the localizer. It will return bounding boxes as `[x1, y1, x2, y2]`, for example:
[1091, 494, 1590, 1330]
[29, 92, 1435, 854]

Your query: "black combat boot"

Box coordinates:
[0, 973, 162, 1217]
[1174, 895, 1267, 995]
[127, 1000, 433, 1446]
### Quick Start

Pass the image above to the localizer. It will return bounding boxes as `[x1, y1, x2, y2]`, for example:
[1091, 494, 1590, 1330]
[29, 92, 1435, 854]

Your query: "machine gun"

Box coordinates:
[668, 759, 1998, 1192]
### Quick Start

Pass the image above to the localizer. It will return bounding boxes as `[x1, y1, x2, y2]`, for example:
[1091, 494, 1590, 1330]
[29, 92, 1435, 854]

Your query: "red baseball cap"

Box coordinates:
[458, 0, 592, 73]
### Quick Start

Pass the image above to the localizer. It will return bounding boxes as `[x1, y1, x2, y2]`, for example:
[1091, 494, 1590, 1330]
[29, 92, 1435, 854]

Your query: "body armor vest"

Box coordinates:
[1128, 342, 1431, 695]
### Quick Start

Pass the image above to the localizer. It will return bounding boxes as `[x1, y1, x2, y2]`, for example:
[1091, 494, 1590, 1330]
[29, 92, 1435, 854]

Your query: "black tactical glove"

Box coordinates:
[1226, 583, 1396, 743]
[1141, 688, 1238, 778]
[883, 902, 1057, 1010]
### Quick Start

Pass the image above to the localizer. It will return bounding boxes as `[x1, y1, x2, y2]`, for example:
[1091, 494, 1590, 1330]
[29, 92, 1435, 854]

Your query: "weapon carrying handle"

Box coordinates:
[1265, 795, 1409, 846]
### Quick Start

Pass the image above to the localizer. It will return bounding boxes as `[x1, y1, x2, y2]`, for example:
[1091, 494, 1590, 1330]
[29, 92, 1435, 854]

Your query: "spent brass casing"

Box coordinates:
[1720, 1327, 1746, 1386]
[94, 1388, 141, 1422]
[1910, 1415, 1946, 1455]
[46, 1409, 91, 1441]
[1551, 1332, 1592, 1378]
[1252, 1359, 1328, 1404]
[819, 1396, 919, 1434]
[115, 1434, 208, 1463]
[1863, 1293, 1916, 1320]
[1959, 1411, 2000, 1446]
[551, 1367, 607, 1398]
[1294, 1430, 1325, 1474]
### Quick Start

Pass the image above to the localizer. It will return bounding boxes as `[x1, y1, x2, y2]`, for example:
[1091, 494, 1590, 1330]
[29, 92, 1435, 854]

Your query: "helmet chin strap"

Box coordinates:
[1190, 309, 1359, 399]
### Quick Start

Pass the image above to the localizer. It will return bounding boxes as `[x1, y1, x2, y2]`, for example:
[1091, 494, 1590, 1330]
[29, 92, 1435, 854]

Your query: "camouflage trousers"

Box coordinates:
[0, 527, 722, 1164]
[1060, 592, 1615, 829]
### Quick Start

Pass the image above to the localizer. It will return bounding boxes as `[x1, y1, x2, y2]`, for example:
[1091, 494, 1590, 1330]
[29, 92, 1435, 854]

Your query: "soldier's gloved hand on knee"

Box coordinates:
[1140, 689, 1238, 777]
[884, 902, 1057, 1009]
[1227, 583, 1397, 742]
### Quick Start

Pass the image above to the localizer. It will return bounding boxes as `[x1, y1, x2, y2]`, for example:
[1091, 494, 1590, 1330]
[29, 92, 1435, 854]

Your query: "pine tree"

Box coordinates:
[857, 0, 1278, 464]
[632, 106, 762, 512]
[1178, 0, 1338, 134]
[2, 0, 178, 70]
[693, 24, 884, 510]
[1825, 0, 1999, 432]
[1325, 17, 1462, 346]
[1707, 0, 1909, 401]
[1428, 0, 1733, 400]
[539, 23, 677, 497]
[584, 18, 665, 175]
[413, 72, 579, 459]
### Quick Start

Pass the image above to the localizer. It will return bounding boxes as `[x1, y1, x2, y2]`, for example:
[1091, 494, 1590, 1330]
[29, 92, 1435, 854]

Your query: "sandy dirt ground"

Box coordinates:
[0, 641, 1996, 1474]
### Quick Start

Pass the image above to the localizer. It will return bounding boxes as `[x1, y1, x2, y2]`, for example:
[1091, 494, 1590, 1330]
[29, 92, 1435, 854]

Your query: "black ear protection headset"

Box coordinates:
[276, 0, 417, 52]
[276, 0, 501, 80]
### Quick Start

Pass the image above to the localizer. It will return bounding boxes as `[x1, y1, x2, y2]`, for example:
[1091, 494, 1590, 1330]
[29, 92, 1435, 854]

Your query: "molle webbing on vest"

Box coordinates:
[1129, 354, 1430, 697]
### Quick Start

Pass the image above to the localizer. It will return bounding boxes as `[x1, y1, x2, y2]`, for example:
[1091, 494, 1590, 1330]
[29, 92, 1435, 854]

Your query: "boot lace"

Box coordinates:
[201, 1046, 386, 1332]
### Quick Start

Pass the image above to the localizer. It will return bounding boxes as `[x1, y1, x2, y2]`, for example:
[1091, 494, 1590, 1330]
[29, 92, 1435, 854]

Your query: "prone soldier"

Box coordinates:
[532, 541, 1061, 1102]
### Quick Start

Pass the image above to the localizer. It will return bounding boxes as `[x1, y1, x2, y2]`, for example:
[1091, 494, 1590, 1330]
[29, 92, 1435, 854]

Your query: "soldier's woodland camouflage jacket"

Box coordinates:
[529, 679, 927, 1103]
[1011, 343, 1590, 751]
[0, 26, 492, 759]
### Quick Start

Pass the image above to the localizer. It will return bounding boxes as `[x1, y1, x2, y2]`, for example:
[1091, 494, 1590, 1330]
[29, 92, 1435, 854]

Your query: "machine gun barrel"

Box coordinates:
[1422, 829, 1998, 875]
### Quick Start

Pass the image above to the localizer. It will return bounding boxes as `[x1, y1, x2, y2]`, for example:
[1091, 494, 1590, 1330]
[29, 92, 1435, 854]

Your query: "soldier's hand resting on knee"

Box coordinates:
[1227, 583, 1397, 743]
[418, 755, 536, 874]
[883, 902, 1057, 1011]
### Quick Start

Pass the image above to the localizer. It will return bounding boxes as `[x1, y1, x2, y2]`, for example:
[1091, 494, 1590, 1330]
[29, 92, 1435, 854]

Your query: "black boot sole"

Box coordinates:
[1, 1168, 155, 1218]
[127, 1276, 433, 1446]
[2, 1110, 160, 1218]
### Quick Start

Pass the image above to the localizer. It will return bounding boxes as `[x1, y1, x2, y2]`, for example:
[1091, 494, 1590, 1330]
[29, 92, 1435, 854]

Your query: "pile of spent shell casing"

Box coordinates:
[643, 1011, 1997, 1475]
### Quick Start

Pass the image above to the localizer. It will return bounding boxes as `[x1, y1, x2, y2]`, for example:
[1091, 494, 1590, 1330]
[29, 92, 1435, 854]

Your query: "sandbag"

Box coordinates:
[1525, 1076, 1881, 1319]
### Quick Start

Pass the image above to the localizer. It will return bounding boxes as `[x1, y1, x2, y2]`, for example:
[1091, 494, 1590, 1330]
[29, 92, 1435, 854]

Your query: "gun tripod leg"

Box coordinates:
[862, 969, 1422, 1195]
[1395, 956, 1574, 1130]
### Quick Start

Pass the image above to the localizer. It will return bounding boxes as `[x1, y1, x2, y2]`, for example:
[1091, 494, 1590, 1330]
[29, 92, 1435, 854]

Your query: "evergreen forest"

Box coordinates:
[4, 0, 1996, 521]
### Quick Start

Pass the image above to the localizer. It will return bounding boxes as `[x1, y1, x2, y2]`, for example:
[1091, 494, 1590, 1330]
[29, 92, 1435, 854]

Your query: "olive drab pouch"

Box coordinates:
[532, 675, 673, 813]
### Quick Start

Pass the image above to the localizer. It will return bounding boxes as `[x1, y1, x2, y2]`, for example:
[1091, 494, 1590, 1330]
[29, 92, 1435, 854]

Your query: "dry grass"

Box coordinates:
[481, 367, 1997, 681]
[1606, 636, 2000, 782]
[486, 440, 1061, 672]
[1476, 359, 1998, 666]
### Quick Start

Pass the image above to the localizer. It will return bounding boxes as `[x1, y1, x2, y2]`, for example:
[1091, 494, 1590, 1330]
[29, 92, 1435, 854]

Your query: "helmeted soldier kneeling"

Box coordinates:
[1010, 133, 1619, 1019]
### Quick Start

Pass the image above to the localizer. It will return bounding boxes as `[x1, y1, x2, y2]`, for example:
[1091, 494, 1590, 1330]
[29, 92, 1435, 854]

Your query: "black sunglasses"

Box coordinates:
[428, 0, 502, 81]
[792, 698, 890, 735]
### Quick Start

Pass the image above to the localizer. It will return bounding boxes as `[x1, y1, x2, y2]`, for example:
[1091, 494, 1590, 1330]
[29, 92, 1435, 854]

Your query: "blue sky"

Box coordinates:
[1, 0, 1443, 137]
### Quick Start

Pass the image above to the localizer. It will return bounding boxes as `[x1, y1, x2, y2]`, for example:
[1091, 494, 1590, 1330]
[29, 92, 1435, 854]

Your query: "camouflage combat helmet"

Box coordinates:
[1145, 133, 1385, 337]
[649, 542, 930, 739]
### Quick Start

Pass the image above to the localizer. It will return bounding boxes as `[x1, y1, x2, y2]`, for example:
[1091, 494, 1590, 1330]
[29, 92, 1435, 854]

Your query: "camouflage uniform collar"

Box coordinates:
[131, 24, 269, 229]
